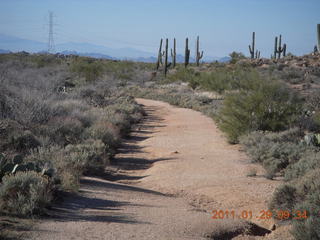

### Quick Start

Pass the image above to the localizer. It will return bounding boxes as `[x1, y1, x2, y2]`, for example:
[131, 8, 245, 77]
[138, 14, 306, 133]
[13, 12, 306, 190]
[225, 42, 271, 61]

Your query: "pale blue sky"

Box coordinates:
[0, 0, 319, 57]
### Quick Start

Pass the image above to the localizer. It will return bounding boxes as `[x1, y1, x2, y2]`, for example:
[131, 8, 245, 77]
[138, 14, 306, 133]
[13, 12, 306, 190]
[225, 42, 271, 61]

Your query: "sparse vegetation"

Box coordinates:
[0, 53, 145, 216]
[1, 50, 320, 239]
[0, 171, 52, 216]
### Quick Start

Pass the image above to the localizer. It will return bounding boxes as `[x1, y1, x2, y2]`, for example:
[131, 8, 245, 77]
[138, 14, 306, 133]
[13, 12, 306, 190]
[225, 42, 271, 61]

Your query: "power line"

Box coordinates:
[47, 11, 55, 53]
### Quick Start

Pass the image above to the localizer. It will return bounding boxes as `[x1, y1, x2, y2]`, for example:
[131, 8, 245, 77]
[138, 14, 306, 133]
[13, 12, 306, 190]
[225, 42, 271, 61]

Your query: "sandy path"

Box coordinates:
[28, 99, 282, 240]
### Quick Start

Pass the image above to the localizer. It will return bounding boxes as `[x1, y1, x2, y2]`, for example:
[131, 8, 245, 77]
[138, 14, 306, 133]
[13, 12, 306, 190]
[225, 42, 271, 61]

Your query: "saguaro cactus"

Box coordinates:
[185, 38, 190, 68]
[255, 50, 260, 59]
[249, 32, 255, 59]
[273, 37, 278, 59]
[274, 35, 286, 59]
[317, 24, 320, 53]
[164, 38, 171, 76]
[171, 38, 176, 68]
[283, 43, 287, 57]
[196, 36, 203, 66]
[156, 39, 163, 70]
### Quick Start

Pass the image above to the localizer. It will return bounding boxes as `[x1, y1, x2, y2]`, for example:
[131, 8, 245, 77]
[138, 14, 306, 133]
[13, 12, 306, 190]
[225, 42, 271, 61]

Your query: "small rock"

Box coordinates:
[270, 224, 276, 231]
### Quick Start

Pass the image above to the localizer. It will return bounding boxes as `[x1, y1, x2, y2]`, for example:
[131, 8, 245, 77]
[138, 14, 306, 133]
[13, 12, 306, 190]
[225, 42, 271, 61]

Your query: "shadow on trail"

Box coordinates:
[35, 103, 169, 226]
[47, 189, 152, 224]
[81, 178, 167, 196]
[111, 157, 175, 170]
[110, 103, 175, 172]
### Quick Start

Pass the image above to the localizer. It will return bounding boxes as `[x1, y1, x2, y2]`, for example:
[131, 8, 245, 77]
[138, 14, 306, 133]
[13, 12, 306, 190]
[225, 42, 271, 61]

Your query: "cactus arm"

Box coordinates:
[317, 24, 320, 53]
[199, 51, 203, 59]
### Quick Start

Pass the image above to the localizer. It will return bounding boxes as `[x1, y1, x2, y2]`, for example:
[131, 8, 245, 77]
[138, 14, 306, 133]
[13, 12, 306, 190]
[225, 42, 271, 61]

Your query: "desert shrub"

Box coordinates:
[70, 58, 104, 82]
[46, 117, 85, 146]
[167, 65, 261, 94]
[77, 87, 109, 107]
[32, 54, 62, 68]
[229, 51, 246, 64]
[269, 184, 297, 213]
[167, 68, 199, 88]
[88, 122, 120, 148]
[307, 89, 320, 111]
[0, 171, 52, 216]
[284, 151, 320, 181]
[240, 129, 307, 176]
[51, 148, 85, 191]
[24, 146, 79, 191]
[218, 80, 302, 143]
[65, 139, 108, 175]
[269, 168, 320, 238]
[292, 213, 320, 240]
[201, 66, 262, 94]
[110, 113, 131, 136]
[10, 130, 41, 152]
[281, 67, 304, 84]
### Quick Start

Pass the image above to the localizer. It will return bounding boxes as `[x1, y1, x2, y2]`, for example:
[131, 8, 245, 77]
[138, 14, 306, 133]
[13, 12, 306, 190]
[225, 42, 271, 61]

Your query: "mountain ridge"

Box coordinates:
[0, 34, 230, 62]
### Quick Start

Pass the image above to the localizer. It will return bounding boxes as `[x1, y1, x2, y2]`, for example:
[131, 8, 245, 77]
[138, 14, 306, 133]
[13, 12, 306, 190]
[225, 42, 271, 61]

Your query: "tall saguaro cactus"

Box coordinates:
[277, 35, 283, 59]
[195, 36, 203, 66]
[185, 38, 190, 68]
[164, 38, 171, 76]
[317, 24, 320, 53]
[273, 36, 278, 59]
[156, 39, 163, 70]
[171, 38, 176, 68]
[274, 35, 286, 59]
[249, 32, 255, 59]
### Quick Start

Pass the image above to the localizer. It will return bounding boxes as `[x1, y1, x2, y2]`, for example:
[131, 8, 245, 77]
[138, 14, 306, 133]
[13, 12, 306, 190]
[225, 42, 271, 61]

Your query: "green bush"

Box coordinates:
[10, 130, 41, 152]
[46, 117, 85, 146]
[269, 169, 320, 238]
[240, 129, 307, 177]
[65, 139, 108, 175]
[269, 184, 297, 213]
[0, 171, 51, 216]
[70, 58, 104, 82]
[292, 214, 320, 240]
[229, 51, 246, 64]
[218, 80, 302, 143]
[284, 151, 320, 181]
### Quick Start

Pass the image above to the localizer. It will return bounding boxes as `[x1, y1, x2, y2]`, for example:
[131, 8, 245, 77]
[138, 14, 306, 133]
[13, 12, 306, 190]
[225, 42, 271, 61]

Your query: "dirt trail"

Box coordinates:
[28, 99, 283, 240]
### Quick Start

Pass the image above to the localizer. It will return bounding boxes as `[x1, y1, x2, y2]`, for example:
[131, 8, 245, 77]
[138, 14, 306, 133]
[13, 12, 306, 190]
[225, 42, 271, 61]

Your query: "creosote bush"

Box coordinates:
[0, 171, 51, 216]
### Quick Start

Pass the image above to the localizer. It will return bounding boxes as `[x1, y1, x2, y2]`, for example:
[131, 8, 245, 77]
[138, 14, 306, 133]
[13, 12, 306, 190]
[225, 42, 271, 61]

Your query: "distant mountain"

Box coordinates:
[0, 34, 46, 53]
[60, 50, 116, 60]
[218, 56, 231, 62]
[0, 49, 11, 54]
[0, 34, 229, 63]
[56, 42, 154, 59]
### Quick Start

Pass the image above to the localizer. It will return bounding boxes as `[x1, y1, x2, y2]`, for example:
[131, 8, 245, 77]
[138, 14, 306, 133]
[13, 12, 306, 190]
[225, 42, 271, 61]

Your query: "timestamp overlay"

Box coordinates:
[211, 209, 309, 221]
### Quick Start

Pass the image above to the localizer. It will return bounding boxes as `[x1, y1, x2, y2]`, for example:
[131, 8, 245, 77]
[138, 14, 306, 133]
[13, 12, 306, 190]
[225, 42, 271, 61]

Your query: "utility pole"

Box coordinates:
[47, 11, 55, 53]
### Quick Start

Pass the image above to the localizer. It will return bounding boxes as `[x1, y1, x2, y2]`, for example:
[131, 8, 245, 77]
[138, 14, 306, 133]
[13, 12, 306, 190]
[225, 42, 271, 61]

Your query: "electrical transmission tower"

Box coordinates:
[47, 11, 55, 53]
